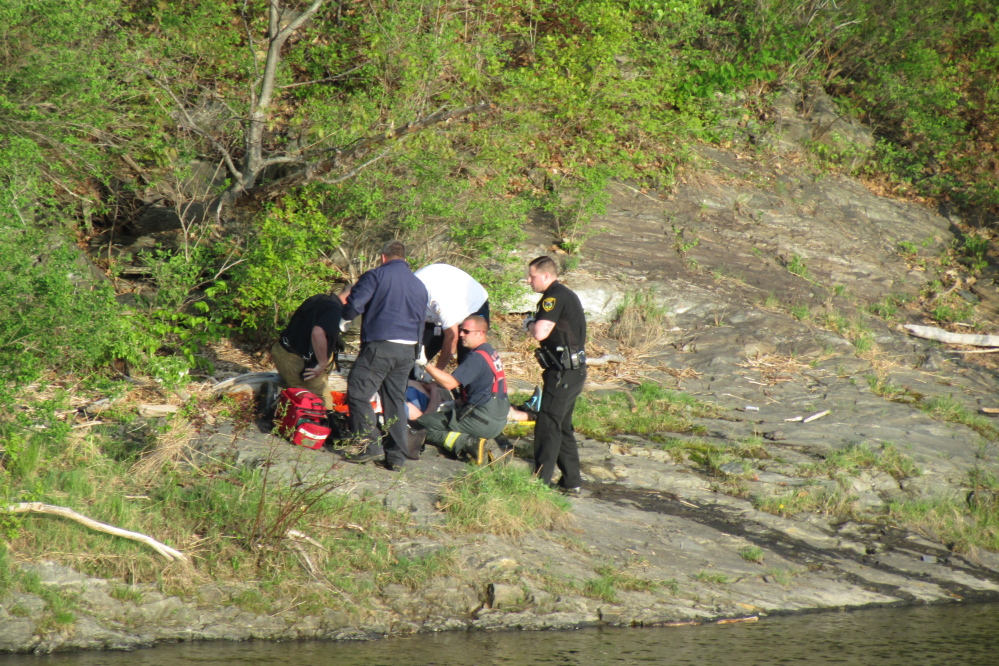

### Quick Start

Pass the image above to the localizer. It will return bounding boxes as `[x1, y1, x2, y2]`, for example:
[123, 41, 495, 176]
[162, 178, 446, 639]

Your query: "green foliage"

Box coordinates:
[960, 233, 991, 273]
[221, 194, 343, 336]
[738, 546, 764, 564]
[0, 224, 137, 387]
[0, 542, 14, 596]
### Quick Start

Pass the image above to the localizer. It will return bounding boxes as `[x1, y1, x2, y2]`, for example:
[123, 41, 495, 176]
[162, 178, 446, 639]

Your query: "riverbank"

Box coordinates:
[3, 139, 999, 653]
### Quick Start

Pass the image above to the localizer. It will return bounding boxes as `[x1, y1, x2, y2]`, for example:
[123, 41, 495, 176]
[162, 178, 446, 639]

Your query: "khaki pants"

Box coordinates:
[270, 342, 333, 410]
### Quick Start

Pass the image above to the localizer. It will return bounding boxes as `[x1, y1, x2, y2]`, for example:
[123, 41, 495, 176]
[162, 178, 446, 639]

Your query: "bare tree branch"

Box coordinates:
[6, 502, 187, 562]
[146, 72, 245, 188]
[276, 60, 370, 89]
[248, 101, 492, 202]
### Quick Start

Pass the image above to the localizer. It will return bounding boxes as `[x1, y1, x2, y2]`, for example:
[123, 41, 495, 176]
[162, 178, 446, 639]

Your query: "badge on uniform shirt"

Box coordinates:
[542, 297, 556, 312]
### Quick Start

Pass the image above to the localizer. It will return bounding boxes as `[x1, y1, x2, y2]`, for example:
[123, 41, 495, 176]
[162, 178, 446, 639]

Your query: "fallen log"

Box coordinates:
[5, 502, 186, 562]
[210, 371, 282, 394]
[904, 325, 999, 347]
[586, 353, 626, 366]
[138, 404, 180, 417]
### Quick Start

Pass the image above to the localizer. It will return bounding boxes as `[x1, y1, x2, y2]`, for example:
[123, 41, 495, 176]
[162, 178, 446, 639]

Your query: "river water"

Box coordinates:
[4, 603, 997, 665]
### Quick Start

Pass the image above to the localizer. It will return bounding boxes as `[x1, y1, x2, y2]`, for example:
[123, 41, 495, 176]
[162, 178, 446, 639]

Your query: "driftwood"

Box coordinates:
[586, 353, 626, 366]
[904, 325, 999, 348]
[210, 371, 282, 394]
[5, 503, 186, 562]
[209, 359, 353, 398]
[138, 404, 179, 417]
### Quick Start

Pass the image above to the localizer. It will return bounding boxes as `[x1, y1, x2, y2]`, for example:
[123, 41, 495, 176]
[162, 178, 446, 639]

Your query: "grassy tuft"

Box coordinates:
[808, 442, 921, 481]
[693, 571, 729, 584]
[918, 395, 999, 441]
[764, 567, 795, 586]
[583, 564, 667, 602]
[888, 467, 999, 553]
[439, 465, 573, 536]
[738, 546, 765, 564]
[754, 485, 862, 518]
[575, 383, 717, 440]
[609, 289, 671, 348]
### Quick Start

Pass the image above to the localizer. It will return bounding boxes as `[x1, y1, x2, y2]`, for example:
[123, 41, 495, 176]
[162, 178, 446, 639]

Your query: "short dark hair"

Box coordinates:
[380, 240, 406, 259]
[462, 315, 489, 332]
[529, 255, 558, 277]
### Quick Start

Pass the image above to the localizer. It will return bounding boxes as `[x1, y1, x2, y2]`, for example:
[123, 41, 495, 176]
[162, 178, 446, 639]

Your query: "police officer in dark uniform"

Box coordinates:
[524, 256, 586, 493]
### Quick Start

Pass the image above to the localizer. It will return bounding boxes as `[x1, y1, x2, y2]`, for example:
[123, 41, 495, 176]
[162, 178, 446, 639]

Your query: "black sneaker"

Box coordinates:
[494, 434, 514, 453]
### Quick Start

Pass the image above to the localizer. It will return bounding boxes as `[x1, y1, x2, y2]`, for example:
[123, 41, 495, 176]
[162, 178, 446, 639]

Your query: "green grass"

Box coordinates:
[649, 435, 767, 476]
[17, 570, 80, 629]
[0, 422, 457, 614]
[888, 467, 999, 553]
[919, 395, 999, 442]
[867, 294, 908, 320]
[439, 465, 572, 536]
[786, 254, 810, 279]
[739, 546, 765, 564]
[930, 298, 976, 324]
[807, 442, 921, 481]
[610, 289, 671, 347]
[753, 485, 861, 519]
[764, 567, 795, 586]
[789, 304, 811, 321]
[110, 585, 144, 604]
[693, 571, 730, 584]
[574, 383, 718, 440]
[583, 564, 666, 602]
[852, 333, 874, 354]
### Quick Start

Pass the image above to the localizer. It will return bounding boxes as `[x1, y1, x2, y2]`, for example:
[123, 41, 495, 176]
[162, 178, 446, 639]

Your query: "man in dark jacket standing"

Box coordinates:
[524, 256, 587, 493]
[340, 240, 428, 469]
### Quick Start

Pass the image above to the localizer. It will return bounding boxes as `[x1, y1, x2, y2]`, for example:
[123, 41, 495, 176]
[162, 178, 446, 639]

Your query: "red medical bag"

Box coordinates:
[274, 388, 331, 448]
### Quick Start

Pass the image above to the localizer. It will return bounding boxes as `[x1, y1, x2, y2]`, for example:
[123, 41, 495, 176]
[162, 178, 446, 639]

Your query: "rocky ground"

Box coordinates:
[4, 130, 999, 652]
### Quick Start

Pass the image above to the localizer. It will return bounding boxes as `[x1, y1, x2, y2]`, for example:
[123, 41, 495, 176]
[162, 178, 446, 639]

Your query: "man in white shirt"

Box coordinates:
[414, 263, 489, 369]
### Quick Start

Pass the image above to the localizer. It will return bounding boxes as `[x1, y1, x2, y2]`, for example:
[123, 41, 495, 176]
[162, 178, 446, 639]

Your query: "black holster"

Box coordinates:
[535, 346, 586, 371]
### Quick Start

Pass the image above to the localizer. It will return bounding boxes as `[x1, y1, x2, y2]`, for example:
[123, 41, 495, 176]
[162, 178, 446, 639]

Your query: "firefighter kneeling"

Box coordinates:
[414, 315, 509, 458]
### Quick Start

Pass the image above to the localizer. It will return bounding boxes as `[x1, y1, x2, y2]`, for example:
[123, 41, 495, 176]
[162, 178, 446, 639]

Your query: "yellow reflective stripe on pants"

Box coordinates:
[443, 431, 462, 451]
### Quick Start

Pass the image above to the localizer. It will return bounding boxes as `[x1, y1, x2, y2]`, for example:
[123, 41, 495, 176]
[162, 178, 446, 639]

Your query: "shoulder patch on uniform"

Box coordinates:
[542, 297, 556, 312]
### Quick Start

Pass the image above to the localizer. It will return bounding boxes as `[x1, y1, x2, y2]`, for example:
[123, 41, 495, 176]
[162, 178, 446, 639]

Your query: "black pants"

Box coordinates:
[347, 340, 416, 466]
[422, 300, 490, 365]
[534, 366, 585, 488]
